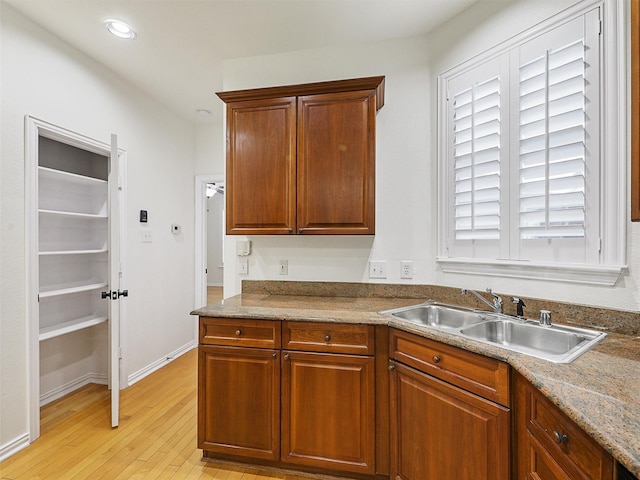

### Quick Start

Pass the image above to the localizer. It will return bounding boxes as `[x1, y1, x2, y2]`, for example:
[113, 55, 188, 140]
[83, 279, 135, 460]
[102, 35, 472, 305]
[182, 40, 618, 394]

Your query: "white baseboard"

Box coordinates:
[40, 373, 108, 407]
[127, 341, 196, 386]
[0, 432, 30, 462]
[206, 283, 223, 287]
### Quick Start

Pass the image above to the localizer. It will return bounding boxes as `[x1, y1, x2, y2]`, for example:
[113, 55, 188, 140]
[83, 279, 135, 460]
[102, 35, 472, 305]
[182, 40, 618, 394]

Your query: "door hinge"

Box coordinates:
[118, 347, 123, 359]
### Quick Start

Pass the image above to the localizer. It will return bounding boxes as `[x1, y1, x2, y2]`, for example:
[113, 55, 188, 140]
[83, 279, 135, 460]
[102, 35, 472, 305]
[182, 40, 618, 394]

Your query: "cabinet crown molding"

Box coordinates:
[216, 76, 386, 111]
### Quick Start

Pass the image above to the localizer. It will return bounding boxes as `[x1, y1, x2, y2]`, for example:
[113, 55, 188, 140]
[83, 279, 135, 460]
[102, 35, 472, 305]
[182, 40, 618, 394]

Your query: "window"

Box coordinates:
[438, 1, 625, 285]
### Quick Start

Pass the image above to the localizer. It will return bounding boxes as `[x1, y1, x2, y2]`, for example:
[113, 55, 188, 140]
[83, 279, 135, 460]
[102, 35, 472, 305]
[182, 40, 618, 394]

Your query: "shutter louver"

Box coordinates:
[453, 76, 501, 240]
[518, 40, 586, 239]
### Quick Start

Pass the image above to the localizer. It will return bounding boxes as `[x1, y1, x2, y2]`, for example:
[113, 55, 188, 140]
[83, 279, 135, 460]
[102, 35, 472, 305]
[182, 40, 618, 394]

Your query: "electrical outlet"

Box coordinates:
[369, 261, 387, 279]
[238, 257, 249, 275]
[279, 259, 288, 275]
[140, 230, 152, 242]
[401, 260, 413, 279]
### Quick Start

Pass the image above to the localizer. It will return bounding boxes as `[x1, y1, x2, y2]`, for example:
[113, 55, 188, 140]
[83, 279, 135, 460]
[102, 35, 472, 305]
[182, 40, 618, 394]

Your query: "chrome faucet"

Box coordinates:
[461, 288, 503, 313]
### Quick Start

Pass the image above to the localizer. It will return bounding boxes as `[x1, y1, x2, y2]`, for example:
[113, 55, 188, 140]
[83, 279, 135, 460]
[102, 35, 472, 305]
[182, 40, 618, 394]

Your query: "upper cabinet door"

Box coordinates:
[297, 90, 376, 235]
[226, 97, 297, 235]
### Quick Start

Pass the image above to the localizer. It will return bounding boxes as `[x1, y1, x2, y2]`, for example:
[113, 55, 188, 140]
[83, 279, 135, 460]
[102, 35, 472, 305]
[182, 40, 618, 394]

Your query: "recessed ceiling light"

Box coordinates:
[105, 19, 137, 40]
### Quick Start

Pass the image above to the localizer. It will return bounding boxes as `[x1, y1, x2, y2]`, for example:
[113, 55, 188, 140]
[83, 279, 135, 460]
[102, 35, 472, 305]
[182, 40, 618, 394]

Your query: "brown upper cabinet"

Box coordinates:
[632, 0, 639, 220]
[217, 76, 385, 234]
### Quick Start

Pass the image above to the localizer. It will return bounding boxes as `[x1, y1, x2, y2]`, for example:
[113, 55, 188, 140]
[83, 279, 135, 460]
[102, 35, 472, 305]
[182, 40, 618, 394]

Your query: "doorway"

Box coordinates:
[26, 117, 126, 441]
[194, 175, 224, 308]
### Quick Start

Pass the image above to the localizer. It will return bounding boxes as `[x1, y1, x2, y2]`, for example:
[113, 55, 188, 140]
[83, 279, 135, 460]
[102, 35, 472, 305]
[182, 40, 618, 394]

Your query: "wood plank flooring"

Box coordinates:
[0, 349, 352, 480]
[207, 286, 223, 305]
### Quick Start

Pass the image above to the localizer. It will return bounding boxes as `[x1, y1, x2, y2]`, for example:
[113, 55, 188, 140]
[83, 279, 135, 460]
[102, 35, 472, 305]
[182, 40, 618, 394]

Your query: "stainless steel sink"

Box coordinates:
[380, 302, 606, 363]
[459, 319, 604, 362]
[388, 303, 489, 329]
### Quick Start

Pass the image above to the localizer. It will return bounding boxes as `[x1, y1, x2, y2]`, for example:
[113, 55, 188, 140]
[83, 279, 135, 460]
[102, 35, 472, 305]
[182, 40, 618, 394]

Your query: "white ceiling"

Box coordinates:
[4, 0, 479, 123]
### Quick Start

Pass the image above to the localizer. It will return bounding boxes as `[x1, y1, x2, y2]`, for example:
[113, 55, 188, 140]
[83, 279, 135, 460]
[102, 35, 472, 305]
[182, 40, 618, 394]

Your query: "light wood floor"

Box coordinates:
[0, 349, 351, 480]
[207, 286, 223, 305]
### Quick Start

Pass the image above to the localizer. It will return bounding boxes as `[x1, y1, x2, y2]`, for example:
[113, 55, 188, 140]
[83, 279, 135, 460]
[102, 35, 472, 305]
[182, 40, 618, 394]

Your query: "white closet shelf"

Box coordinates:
[38, 209, 107, 219]
[39, 248, 108, 256]
[39, 315, 108, 341]
[39, 282, 108, 299]
[38, 166, 107, 185]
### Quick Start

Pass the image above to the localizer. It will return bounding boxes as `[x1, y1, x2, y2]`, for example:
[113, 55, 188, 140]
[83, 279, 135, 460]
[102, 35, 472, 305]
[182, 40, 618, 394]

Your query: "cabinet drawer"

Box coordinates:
[282, 321, 374, 354]
[389, 328, 510, 406]
[525, 383, 614, 479]
[199, 317, 281, 349]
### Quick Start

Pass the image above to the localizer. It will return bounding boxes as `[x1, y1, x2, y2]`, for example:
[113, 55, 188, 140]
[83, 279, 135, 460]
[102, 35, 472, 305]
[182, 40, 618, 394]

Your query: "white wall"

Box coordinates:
[0, 4, 197, 455]
[220, 0, 640, 312]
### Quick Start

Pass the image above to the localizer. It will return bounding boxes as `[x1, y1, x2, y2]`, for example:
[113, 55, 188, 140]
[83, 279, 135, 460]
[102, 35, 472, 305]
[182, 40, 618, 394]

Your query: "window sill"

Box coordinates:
[436, 257, 625, 286]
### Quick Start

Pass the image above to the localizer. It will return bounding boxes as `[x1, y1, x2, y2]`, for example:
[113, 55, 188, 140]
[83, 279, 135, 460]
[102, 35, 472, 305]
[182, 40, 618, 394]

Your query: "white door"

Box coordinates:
[109, 133, 121, 428]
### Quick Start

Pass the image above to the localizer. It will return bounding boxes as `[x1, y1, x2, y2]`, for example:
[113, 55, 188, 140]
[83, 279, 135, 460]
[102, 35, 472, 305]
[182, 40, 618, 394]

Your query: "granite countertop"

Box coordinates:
[192, 292, 640, 477]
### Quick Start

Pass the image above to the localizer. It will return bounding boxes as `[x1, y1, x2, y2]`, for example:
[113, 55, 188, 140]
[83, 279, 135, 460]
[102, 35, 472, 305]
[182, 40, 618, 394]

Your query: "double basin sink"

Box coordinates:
[380, 302, 606, 363]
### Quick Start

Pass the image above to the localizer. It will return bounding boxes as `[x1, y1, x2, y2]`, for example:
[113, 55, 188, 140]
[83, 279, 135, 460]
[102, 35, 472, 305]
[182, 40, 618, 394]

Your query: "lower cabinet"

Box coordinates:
[197, 318, 626, 480]
[389, 328, 511, 480]
[198, 345, 280, 460]
[514, 371, 614, 480]
[198, 317, 378, 477]
[281, 350, 375, 475]
[390, 361, 510, 480]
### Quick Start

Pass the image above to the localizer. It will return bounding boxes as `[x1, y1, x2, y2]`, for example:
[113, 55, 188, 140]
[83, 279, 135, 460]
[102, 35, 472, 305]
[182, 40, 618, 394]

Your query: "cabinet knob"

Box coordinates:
[235, 329, 242, 336]
[284, 353, 290, 360]
[325, 334, 331, 342]
[272, 352, 277, 359]
[432, 355, 441, 363]
[389, 364, 396, 371]
[553, 430, 568, 445]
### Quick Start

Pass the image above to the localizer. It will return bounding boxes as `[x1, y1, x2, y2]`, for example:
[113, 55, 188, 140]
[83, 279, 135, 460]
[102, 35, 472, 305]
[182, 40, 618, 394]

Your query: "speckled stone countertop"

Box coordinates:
[191, 281, 640, 476]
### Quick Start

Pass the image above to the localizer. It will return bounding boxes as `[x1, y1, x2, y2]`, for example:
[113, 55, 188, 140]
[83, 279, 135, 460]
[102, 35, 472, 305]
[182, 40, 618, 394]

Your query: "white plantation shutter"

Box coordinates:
[453, 77, 501, 240]
[438, 4, 623, 283]
[518, 40, 586, 240]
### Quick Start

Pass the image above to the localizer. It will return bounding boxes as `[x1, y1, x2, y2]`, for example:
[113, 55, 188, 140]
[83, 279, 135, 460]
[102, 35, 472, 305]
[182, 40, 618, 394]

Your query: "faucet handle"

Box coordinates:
[540, 310, 552, 327]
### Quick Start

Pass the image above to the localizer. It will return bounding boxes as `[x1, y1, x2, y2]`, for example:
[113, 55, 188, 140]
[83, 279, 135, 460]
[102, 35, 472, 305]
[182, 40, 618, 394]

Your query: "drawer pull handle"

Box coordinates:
[554, 431, 569, 445]
[235, 329, 242, 336]
[432, 355, 441, 363]
[325, 334, 331, 342]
